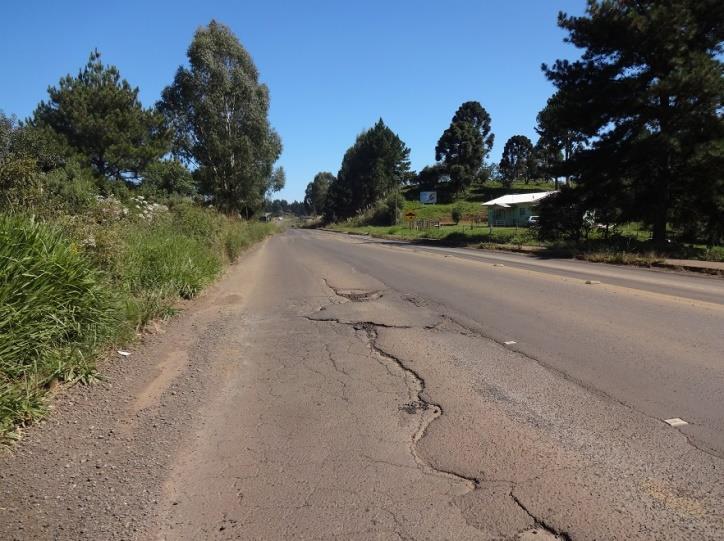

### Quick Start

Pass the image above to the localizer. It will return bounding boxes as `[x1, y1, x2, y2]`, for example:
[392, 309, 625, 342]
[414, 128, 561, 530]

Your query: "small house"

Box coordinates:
[482, 191, 556, 227]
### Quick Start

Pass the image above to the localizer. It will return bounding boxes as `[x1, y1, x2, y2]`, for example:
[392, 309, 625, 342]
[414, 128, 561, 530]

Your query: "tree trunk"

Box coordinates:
[652, 214, 667, 246]
[652, 180, 669, 246]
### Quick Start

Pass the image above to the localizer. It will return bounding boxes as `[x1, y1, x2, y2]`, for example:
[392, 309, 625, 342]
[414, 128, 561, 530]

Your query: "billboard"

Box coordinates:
[420, 191, 437, 204]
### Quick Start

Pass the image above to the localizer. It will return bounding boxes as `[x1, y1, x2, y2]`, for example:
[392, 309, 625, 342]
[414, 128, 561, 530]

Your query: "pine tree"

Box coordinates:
[435, 101, 494, 193]
[533, 137, 563, 187]
[325, 119, 410, 221]
[33, 51, 168, 181]
[543, 0, 724, 245]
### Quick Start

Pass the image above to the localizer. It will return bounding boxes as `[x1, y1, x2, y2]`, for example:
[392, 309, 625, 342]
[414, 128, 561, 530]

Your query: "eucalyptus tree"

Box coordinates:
[160, 20, 282, 216]
[304, 172, 333, 215]
[499, 135, 535, 185]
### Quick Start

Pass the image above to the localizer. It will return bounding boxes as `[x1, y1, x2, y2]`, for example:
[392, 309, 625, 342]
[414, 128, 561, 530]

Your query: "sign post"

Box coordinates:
[405, 211, 416, 229]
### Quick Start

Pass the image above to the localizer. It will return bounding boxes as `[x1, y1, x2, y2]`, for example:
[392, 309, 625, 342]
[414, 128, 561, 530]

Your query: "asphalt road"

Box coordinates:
[1, 229, 722, 540]
[301, 230, 724, 456]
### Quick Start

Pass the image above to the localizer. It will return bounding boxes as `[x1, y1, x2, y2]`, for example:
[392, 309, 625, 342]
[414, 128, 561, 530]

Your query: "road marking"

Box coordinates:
[663, 418, 689, 427]
[504, 341, 517, 345]
[585, 280, 601, 284]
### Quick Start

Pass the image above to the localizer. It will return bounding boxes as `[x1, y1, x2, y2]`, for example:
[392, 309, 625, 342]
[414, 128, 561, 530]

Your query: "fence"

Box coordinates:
[408, 219, 440, 230]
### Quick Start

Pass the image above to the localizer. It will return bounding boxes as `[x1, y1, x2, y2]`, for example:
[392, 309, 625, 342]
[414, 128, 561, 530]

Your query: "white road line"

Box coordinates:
[504, 341, 517, 345]
[663, 418, 689, 427]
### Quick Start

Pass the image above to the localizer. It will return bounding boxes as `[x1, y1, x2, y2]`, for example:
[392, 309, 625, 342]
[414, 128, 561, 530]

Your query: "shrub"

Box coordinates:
[348, 193, 403, 227]
[169, 200, 226, 241]
[41, 159, 97, 215]
[537, 187, 586, 241]
[141, 159, 195, 196]
[451, 206, 462, 224]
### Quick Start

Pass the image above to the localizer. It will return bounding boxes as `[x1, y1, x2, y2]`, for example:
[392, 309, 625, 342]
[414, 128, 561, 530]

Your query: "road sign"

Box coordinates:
[420, 191, 437, 204]
[404, 211, 416, 220]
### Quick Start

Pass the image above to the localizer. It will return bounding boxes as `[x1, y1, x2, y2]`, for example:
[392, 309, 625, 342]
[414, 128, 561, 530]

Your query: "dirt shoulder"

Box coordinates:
[0, 241, 270, 540]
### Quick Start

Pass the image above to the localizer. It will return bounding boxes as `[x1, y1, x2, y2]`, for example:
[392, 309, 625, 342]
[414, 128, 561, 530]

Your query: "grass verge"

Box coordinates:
[0, 203, 275, 440]
[329, 223, 724, 269]
[329, 223, 539, 247]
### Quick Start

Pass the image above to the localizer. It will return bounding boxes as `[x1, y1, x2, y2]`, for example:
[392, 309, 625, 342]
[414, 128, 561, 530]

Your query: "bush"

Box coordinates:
[40, 159, 97, 215]
[348, 193, 403, 227]
[451, 206, 462, 224]
[141, 159, 195, 196]
[537, 187, 586, 241]
[169, 200, 226, 240]
[0, 215, 119, 431]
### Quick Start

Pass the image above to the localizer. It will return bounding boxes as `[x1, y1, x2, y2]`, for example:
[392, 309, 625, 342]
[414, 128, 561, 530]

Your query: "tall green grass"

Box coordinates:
[0, 215, 118, 434]
[0, 204, 275, 437]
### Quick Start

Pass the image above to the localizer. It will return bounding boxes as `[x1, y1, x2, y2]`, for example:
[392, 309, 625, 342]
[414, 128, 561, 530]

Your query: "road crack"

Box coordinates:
[306, 288, 571, 540]
[510, 488, 571, 541]
[305, 314, 411, 329]
[363, 322, 570, 539]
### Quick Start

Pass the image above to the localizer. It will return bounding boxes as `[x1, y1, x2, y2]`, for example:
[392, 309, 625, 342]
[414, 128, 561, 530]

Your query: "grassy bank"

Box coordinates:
[330, 222, 724, 264]
[332, 182, 724, 263]
[331, 223, 538, 246]
[0, 201, 275, 439]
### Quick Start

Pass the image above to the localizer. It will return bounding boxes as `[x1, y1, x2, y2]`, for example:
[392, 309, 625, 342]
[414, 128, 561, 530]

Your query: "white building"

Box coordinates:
[482, 192, 556, 227]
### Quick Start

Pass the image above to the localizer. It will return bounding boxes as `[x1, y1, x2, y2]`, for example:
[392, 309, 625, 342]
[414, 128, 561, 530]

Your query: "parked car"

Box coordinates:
[527, 215, 540, 226]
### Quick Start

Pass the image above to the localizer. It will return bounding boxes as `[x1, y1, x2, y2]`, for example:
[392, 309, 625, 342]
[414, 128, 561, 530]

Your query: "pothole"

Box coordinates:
[335, 290, 382, 302]
[322, 278, 383, 302]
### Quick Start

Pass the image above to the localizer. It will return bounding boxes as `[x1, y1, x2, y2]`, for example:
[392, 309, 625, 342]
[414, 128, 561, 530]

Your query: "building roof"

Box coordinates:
[482, 191, 556, 208]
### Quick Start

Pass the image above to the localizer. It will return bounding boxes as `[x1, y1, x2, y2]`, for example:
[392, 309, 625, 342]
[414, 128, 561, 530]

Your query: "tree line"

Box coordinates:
[308, 0, 722, 246]
[1, 21, 283, 217]
[304, 102, 556, 224]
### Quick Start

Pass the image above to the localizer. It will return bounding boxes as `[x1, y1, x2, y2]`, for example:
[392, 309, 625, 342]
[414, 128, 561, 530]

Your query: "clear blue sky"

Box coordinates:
[1, 0, 585, 201]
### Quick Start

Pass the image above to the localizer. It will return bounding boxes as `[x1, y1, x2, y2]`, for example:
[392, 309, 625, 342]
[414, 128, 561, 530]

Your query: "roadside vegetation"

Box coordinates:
[330, 190, 724, 263]
[307, 1, 722, 264]
[0, 21, 280, 438]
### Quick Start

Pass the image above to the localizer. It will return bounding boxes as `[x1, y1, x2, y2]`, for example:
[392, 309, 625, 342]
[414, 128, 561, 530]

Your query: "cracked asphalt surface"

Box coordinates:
[1, 229, 723, 540]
